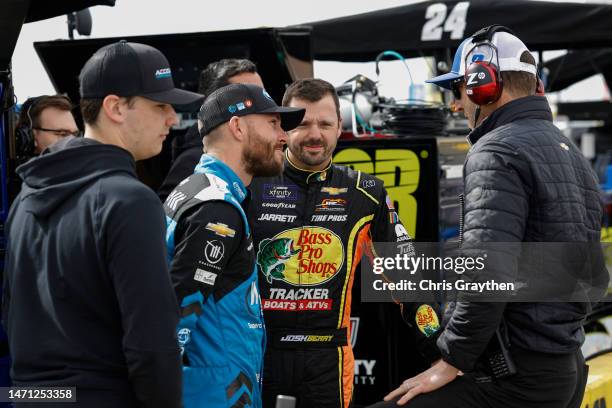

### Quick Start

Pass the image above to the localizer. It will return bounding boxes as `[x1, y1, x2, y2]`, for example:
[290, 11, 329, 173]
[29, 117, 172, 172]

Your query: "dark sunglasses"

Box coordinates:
[450, 79, 464, 100]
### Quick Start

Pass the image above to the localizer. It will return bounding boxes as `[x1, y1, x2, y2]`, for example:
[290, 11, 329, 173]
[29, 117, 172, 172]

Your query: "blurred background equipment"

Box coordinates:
[335, 50, 448, 137]
[336, 74, 378, 135]
[67, 8, 93, 39]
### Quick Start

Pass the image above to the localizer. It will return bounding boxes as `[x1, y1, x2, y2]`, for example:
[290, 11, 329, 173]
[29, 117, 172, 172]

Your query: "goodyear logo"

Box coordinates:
[415, 304, 440, 337]
[257, 226, 344, 286]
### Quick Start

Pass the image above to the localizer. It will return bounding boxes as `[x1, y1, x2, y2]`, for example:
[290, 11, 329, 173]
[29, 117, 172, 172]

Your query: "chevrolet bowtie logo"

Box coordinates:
[205, 222, 236, 238]
[321, 187, 348, 196]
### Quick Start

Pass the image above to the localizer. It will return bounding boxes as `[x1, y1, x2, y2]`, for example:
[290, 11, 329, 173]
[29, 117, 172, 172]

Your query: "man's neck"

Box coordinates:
[206, 149, 252, 187]
[84, 125, 131, 156]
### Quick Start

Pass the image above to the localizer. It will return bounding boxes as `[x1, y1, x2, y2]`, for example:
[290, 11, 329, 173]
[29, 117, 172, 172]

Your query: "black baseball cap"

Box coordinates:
[198, 83, 305, 135]
[79, 41, 203, 106]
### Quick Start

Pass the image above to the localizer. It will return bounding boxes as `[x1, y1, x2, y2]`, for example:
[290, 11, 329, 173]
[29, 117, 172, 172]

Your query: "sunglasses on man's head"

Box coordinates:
[450, 79, 464, 100]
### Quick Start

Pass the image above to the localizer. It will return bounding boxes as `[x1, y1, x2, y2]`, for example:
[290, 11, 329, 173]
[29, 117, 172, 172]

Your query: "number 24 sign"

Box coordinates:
[421, 2, 470, 41]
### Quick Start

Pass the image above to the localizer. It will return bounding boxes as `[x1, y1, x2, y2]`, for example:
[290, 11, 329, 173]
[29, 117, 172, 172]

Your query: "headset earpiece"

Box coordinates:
[15, 97, 41, 157]
[465, 60, 503, 106]
[464, 25, 514, 106]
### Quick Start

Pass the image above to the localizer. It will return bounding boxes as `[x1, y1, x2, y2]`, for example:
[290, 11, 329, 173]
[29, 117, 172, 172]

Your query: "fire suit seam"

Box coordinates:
[355, 171, 380, 205]
[337, 346, 343, 408]
[337, 215, 374, 328]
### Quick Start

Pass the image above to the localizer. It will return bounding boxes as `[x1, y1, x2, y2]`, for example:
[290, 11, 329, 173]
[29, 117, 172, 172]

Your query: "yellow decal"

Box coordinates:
[334, 148, 421, 237]
[415, 304, 440, 337]
[205, 222, 236, 238]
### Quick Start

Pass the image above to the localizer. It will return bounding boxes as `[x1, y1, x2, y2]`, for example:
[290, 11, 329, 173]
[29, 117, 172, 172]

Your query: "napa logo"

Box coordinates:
[257, 226, 344, 286]
[155, 68, 172, 79]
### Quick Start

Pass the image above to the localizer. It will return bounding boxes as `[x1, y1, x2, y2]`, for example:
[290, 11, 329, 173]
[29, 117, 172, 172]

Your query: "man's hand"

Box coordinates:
[383, 359, 459, 405]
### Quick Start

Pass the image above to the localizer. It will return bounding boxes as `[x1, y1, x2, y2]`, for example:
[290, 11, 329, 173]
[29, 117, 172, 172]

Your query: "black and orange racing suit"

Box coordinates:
[248, 155, 441, 408]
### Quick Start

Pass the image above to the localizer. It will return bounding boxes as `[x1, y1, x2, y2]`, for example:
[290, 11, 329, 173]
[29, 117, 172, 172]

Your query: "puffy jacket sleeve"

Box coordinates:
[437, 140, 530, 371]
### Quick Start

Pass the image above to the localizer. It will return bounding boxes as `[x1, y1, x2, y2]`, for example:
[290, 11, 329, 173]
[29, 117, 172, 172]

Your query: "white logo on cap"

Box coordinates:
[467, 72, 479, 85]
[155, 68, 172, 79]
[262, 90, 273, 100]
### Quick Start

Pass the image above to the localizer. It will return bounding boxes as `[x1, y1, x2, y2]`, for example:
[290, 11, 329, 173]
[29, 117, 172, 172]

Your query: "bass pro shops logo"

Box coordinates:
[256, 226, 344, 286]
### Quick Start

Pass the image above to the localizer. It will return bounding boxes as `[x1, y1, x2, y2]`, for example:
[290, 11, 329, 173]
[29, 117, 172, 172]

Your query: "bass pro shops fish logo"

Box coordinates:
[257, 227, 344, 286]
[257, 238, 301, 283]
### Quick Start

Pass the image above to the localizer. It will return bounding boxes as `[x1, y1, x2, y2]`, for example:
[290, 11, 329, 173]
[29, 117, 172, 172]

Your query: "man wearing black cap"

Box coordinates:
[158, 58, 264, 201]
[164, 83, 304, 408]
[2, 41, 202, 407]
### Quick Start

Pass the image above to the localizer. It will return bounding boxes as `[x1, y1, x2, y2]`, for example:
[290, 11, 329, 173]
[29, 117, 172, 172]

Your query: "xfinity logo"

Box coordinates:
[263, 184, 298, 201]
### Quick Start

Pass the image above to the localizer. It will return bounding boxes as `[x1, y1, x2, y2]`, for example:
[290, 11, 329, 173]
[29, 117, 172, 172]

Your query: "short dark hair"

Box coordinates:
[282, 78, 340, 119]
[198, 59, 257, 98]
[80, 97, 136, 126]
[18, 95, 73, 129]
[502, 51, 537, 97]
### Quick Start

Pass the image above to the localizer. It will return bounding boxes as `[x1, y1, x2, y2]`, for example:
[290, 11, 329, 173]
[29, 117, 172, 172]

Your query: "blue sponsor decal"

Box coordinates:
[228, 105, 237, 113]
[237, 102, 246, 111]
[263, 184, 298, 201]
[471, 54, 485, 62]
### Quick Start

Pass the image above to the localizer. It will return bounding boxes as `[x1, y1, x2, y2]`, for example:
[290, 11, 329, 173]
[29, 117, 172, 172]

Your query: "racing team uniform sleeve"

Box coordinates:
[106, 188, 182, 408]
[170, 201, 245, 338]
[369, 185, 442, 364]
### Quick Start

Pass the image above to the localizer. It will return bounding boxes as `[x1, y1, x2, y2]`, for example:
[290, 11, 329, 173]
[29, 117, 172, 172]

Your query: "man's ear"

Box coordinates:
[227, 116, 246, 142]
[101, 95, 126, 124]
[336, 116, 343, 139]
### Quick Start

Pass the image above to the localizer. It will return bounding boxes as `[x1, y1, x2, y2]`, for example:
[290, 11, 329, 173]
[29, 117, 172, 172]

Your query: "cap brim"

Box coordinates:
[143, 88, 204, 107]
[259, 106, 306, 131]
[425, 72, 463, 90]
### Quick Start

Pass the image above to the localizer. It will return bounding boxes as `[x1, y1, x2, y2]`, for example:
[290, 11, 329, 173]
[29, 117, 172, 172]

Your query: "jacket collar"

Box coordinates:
[467, 95, 553, 146]
[195, 153, 248, 203]
[285, 150, 332, 185]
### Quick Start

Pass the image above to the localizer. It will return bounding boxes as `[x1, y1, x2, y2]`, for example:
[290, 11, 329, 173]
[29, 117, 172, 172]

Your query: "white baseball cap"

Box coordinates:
[426, 30, 537, 90]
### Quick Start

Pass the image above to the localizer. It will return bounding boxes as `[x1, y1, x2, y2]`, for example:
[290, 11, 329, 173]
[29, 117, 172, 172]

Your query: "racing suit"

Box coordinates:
[248, 155, 440, 408]
[165, 154, 265, 408]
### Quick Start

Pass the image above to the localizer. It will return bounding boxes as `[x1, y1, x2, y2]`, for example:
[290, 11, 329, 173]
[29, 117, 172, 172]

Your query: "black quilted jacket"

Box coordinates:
[437, 96, 607, 371]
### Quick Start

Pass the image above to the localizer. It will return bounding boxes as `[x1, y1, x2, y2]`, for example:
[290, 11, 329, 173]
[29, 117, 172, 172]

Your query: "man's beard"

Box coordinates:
[289, 139, 335, 168]
[243, 128, 284, 177]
